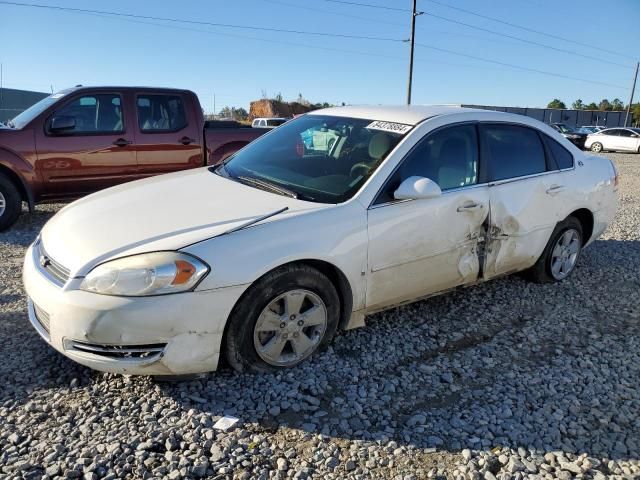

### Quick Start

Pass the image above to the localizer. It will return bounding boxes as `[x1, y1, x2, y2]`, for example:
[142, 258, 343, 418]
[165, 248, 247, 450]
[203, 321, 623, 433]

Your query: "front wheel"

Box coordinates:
[527, 217, 583, 283]
[224, 264, 340, 372]
[0, 174, 22, 231]
[590, 142, 603, 153]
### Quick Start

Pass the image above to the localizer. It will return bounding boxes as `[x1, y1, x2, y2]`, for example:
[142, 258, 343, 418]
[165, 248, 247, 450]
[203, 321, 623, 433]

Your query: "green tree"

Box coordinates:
[598, 99, 612, 111]
[547, 99, 566, 109]
[571, 99, 584, 110]
[611, 98, 625, 111]
[585, 102, 598, 110]
[274, 92, 283, 103]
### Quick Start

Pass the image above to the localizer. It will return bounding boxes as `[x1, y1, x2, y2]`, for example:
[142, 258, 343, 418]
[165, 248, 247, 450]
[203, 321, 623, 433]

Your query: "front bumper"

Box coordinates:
[23, 244, 248, 375]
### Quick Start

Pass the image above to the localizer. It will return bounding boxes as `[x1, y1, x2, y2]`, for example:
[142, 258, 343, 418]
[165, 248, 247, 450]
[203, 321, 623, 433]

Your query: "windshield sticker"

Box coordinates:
[366, 121, 412, 135]
[50, 93, 65, 99]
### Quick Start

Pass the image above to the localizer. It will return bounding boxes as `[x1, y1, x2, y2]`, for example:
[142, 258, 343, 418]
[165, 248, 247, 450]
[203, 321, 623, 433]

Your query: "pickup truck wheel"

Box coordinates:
[0, 174, 22, 231]
[526, 217, 583, 284]
[224, 264, 340, 373]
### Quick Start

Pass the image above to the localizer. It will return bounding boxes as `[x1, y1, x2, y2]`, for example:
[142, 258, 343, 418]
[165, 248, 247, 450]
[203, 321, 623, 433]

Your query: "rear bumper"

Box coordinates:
[23, 243, 249, 375]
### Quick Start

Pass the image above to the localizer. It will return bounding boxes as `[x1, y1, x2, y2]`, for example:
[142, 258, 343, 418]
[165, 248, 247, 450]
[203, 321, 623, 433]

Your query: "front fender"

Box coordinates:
[0, 147, 36, 210]
[183, 202, 368, 311]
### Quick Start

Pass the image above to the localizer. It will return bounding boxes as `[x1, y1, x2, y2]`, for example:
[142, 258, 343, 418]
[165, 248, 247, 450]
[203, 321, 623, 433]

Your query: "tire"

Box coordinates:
[0, 174, 22, 231]
[224, 264, 340, 373]
[590, 142, 603, 153]
[527, 216, 583, 284]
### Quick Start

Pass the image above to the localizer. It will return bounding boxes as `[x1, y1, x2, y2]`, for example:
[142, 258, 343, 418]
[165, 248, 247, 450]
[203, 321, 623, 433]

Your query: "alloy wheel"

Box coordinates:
[0, 191, 5, 218]
[253, 289, 327, 367]
[550, 229, 581, 280]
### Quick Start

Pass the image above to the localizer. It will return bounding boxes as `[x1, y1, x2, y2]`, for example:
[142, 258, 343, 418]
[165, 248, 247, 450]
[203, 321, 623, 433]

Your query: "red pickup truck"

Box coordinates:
[0, 86, 266, 230]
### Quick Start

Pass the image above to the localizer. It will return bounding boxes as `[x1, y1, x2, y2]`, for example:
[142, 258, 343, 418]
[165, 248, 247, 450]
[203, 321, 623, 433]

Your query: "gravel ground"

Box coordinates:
[1, 152, 639, 480]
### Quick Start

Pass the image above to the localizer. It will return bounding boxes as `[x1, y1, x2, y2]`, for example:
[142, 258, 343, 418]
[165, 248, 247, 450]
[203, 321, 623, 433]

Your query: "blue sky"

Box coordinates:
[0, 0, 638, 113]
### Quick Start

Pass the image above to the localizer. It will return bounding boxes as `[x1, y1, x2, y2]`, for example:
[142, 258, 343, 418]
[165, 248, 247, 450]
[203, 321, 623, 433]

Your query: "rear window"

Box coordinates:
[544, 136, 574, 169]
[482, 124, 547, 181]
[137, 94, 187, 132]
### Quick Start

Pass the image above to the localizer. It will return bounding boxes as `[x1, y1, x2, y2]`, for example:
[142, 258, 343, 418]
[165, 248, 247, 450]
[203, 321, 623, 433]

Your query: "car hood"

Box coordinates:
[41, 168, 327, 275]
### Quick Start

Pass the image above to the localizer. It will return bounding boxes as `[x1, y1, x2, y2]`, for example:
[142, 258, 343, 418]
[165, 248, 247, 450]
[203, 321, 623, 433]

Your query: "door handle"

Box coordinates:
[546, 185, 566, 195]
[457, 202, 484, 212]
[179, 136, 195, 145]
[113, 138, 132, 147]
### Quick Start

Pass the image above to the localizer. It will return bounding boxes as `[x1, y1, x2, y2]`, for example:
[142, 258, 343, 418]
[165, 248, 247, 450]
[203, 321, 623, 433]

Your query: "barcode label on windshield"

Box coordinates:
[366, 121, 412, 135]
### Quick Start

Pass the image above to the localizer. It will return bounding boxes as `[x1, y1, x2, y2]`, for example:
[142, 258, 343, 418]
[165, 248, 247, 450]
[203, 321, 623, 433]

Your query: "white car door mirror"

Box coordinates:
[394, 176, 442, 200]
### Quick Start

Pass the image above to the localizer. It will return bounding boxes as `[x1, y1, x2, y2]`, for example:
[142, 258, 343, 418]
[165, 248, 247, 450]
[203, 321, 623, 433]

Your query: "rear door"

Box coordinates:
[481, 123, 568, 279]
[133, 91, 203, 177]
[614, 129, 639, 151]
[34, 90, 137, 198]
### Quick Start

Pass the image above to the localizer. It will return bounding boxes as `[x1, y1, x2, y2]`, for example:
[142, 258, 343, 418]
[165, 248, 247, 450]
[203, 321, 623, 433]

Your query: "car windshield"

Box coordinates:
[8, 93, 65, 129]
[555, 124, 576, 134]
[216, 115, 409, 203]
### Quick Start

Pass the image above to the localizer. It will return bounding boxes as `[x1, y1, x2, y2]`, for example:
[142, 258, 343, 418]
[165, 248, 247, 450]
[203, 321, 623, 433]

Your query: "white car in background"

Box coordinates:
[252, 117, 288, 129]
[585, 127, 640, 153]
[23, 106, 618, 376]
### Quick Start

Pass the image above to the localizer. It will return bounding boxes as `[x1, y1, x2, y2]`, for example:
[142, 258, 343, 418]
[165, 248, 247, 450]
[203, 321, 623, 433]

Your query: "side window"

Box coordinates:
[544, 135, 574, 169]
[137, 94, 187, 132]
[50, 94, 123, 134]
[605, 129, 620, 136]
[618, 130, 633, 138]
[260, 120, 267, 127]
[482, 124, 546, 181]
[375, 124, 478, 204]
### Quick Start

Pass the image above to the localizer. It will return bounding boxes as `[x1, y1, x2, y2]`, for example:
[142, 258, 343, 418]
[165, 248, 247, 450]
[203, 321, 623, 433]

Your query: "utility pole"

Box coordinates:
[406, 0, 422, 105]
[624, 61, 639, 127]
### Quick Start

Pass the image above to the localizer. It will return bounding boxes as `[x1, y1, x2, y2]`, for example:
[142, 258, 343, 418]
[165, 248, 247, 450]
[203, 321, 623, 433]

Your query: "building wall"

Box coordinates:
[0, 88, 49, 123]
[462, 104, 630, 128]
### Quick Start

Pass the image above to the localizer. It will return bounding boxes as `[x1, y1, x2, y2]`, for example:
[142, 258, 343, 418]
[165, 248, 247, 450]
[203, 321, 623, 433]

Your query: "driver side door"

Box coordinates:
[366, 123, 489, 311]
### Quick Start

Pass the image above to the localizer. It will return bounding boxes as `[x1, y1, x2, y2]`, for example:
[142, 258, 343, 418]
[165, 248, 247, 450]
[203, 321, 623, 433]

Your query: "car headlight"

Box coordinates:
[80, 252, 209, 296]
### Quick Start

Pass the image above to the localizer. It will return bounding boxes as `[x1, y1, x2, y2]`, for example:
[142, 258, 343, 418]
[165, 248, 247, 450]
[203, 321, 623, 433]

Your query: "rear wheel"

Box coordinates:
[590, 142, 603, 153]
[527, 217, 583, 283]
[0, 174, 22, 231]
[224, 264, 340, 372]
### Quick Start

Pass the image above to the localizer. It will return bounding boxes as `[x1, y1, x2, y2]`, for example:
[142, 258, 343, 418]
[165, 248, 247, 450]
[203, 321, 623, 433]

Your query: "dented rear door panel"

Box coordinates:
[366, 186, 489, 310]
[483, 172, 565, 279]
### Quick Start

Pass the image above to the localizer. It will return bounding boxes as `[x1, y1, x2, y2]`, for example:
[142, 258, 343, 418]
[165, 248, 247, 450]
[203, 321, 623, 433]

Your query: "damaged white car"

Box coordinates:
[23, 106, 618, 376]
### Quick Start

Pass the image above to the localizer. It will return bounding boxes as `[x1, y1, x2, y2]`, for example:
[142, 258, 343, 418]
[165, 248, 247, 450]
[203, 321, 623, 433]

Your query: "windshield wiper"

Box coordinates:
[237, 176, 299, 199]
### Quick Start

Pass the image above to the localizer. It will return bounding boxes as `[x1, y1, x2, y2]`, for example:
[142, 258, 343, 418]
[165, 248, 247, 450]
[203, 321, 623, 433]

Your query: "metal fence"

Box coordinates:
[0, 88, 49, 123]
[462, 105, 630, 128]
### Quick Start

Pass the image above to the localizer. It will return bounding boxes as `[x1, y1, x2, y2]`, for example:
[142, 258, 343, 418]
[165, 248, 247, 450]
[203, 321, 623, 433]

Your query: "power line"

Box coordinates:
[423, 0, 637, 61]
[263, 0, 405, 27]
[415, 42, 628, 90]
[420, 11, 633, 69]
[323, 0, 411, 12]
[0, 0, 407, 42]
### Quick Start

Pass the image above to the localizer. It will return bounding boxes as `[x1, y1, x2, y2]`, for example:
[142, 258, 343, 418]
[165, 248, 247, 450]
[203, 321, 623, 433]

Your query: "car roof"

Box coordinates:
[308, 105, 488, 125]
[56, 86, 194, 95]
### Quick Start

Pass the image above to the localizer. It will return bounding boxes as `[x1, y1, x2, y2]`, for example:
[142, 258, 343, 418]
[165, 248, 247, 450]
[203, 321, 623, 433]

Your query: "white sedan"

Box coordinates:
[585, 127, 640, 153]
[23, 106, 618, 376]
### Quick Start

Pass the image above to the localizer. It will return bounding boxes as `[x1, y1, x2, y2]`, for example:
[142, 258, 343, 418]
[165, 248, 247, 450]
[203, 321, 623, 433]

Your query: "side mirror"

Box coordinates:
[50, 115, 76, 132]
[394, 176, 442, 200]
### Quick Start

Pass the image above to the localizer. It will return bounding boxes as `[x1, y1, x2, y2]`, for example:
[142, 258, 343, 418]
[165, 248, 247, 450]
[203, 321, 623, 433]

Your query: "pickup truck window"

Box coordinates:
[49, 94, 124, 134]
[137, 95, 187, 133]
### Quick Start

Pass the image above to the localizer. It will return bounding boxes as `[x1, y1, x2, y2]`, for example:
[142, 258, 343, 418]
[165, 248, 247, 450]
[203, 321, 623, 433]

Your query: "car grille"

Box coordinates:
[36, 241, 71, 285]
[67, 341, 167, 359]
[32, 302, 51, 334]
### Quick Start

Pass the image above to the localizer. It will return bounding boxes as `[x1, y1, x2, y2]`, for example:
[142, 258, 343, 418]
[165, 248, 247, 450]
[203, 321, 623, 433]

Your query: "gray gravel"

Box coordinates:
[1, 152, 639, 479]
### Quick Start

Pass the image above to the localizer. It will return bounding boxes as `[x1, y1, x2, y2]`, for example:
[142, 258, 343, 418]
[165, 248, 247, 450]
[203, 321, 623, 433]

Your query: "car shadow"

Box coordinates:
[1, 238, 638, 466]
